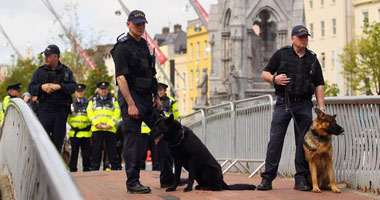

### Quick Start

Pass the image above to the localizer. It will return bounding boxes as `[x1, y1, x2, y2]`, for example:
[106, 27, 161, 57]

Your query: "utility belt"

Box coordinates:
[39, 103, 68, 112]
[71, 125, 92, 137]
[277, 95, 311, 102]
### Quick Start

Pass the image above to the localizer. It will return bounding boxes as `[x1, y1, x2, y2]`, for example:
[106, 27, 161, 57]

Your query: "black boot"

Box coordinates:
[127, 184, 151, 194]
[257, 179, 272, 191]
[294, 179, 311, 191]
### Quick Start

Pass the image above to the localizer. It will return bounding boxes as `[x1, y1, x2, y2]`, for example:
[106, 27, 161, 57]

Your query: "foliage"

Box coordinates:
[323, 80, 340, 97]
[84, 65, 113, 99]
[340, 21, 380, 95]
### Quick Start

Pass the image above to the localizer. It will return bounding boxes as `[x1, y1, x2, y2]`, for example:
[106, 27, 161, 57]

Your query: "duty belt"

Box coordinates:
[71, 125, 92, 137]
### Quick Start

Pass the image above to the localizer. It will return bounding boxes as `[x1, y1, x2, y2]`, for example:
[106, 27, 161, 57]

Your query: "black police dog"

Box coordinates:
[151, 114, 256, 192]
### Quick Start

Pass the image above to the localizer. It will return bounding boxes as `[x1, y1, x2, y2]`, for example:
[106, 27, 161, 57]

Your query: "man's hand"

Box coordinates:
[41, 83, 53, 94]
[31, 96, 39, 103]
[50, 84, 61, 91]
[128, 104, 139, 119]
[153, 96, 162, 111]
[274, 74, 291, 86]
[103, 124, 111, 129]
[95, 124, 103, 129]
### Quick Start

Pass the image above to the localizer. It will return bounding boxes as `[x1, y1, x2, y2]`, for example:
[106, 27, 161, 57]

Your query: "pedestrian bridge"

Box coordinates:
[0, 96, 379, 199]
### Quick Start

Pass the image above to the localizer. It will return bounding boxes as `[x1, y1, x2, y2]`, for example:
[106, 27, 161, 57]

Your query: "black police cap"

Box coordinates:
[158, 83, 168, 89]
[76, 83, 86, 91]
[291, 25, 311, 36]
[41, 44, 60, 56]
[128, 10, 148, 24]
[97, 81, 110, 89]
[6, 83, 21, 91]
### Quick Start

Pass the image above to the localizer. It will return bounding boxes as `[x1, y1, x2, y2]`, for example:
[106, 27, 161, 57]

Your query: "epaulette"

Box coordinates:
[309, 49, 316, 56]
[117, 33, 130, 43]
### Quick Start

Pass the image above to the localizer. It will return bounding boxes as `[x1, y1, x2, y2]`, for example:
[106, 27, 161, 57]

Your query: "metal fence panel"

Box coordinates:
[0, 99, 83, 200]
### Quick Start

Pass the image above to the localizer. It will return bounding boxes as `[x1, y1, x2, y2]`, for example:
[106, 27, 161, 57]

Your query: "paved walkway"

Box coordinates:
[71, 170, 379, 200]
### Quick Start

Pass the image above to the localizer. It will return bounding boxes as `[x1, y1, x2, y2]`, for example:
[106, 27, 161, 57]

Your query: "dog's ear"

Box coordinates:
[165, 114, 174, 124]
[315, 108, 324, 117]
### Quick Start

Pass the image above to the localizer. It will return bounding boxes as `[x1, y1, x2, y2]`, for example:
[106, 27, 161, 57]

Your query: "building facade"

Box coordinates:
[353, 0, 380, 36]
[304, 0, 355, 96]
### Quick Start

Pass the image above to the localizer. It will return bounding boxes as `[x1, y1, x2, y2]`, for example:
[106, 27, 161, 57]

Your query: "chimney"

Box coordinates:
[162, 27, 169, 35]
[174, 24, 182, 33]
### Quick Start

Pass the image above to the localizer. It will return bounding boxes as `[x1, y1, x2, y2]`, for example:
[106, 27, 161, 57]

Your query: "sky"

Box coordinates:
[0, 0, 217, 65]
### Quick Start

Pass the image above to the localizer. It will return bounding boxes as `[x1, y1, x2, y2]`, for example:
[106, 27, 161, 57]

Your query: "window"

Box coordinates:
[377, 8, 380, 22]
[321, 21, 325, 37]
[321, 0, 324, 6]
[196, 69, 200, 86]
[332, 0, 335, 4]
[309, 0, 313, 8]
[190, 43, 193, 61]
[196, 42, 200, 60]
[332, 18, 336, 35]
[190, 70, 194, 89]
[309, 23, 314, 39]
[204, 40, 208, 59]
[321, 52, 326, 69]
[361, 10, 369, 27]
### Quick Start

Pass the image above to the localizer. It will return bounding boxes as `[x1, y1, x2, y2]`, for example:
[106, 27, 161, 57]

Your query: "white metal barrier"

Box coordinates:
[0, 99, 83, 200]
[181, 95, 380, 194]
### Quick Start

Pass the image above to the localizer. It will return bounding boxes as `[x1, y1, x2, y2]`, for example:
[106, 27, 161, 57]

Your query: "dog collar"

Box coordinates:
[304, 140, 317, 152]
[311, 129, 328, 141]
[171, 127, 185, 147]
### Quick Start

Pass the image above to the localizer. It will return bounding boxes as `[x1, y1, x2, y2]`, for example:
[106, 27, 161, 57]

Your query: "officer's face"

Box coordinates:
[292, 35, 309, 49]
[127, 21, 146, 37]
[158, 88, 166, 97]
[44, 54, 59, 67]
[99, 88, 108, 97]
[9, 89, 21, 97]
[75, 90, 85, 99]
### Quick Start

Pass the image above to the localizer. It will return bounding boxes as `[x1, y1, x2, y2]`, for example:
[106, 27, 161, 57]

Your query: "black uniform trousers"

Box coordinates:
[140, 134, 160, 170]
[91, 131, 121, 170]
[37, 106, 68, 152]
[69, 137, 91, 171]
[120, 91, 174, 188]
[261, 97, 313, 182]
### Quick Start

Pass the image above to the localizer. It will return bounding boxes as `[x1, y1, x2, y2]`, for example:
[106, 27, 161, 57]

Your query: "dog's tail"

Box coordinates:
[223, 182, 256, 190]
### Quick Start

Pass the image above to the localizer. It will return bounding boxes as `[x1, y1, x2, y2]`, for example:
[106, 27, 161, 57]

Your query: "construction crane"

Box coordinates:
[188, 0, 209, 28]
[40, 0, 96, 70]
[116, 0, 178, 97]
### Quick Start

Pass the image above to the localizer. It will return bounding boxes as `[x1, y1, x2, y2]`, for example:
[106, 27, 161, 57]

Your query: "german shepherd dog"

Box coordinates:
[303, 108, 344, 193]
[151, 114, 256, 192]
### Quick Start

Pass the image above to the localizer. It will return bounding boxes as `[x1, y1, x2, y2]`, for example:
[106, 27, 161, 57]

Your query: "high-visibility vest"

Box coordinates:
[87, 94, 120, 133]
[141, 122, 150, 134]
[67, 99, 92, 138]
[1, 95, 11, 125]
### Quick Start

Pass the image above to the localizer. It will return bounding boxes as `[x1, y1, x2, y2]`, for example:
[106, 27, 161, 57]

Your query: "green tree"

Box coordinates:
[0, 58, 40, 100]
[84, 65, 113, 99]
[323, 80, 340, 97]
[340, 21, 380, 95]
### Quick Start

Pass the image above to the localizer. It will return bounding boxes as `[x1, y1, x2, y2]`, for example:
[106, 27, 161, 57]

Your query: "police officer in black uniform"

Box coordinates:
[111, 10, 162, 194]
[28, 44, 76, 152]
[257, 25, 326, 191]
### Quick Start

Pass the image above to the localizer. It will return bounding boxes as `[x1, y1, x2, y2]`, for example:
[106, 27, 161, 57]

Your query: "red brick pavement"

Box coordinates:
[71, 170, 378, 200]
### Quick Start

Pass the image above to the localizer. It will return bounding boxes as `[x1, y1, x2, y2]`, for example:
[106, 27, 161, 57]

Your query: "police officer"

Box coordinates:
[111, 10, 162, 194]
[28, 44, 76, 152]
[87, 81, 121, 171]
[1, 83, 22, 126]
[67, 84, 92, 172]
[257, 25, 325, 191]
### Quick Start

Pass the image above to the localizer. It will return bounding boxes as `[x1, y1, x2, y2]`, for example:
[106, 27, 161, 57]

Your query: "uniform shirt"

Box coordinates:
[264, 47, 324, 96]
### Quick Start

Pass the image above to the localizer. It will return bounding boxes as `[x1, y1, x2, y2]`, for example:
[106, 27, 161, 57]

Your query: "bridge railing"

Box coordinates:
[0, 99, 83, 200]
[180, 95, 380, 194]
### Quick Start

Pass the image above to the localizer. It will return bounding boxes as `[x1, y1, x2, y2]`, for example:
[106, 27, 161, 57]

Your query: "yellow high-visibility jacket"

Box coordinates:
[1, 95, 11, 125]
[87, 94, 120, 133]
[67, 99, 92, 138]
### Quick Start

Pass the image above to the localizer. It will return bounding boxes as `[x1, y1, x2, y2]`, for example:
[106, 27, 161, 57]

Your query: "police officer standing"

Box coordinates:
[257, 25, 325, 191]
[67, 83, 92, 172]
[28, 44, 76, 152]
[1, 83, 22, 126]
[111, 10, 162, 194]
[87, 81, 121, 171]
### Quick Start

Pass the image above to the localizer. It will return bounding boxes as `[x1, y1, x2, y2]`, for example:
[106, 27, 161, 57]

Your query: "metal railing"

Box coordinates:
[181, 95, 380, 194]
[0, 99, 83, 200]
